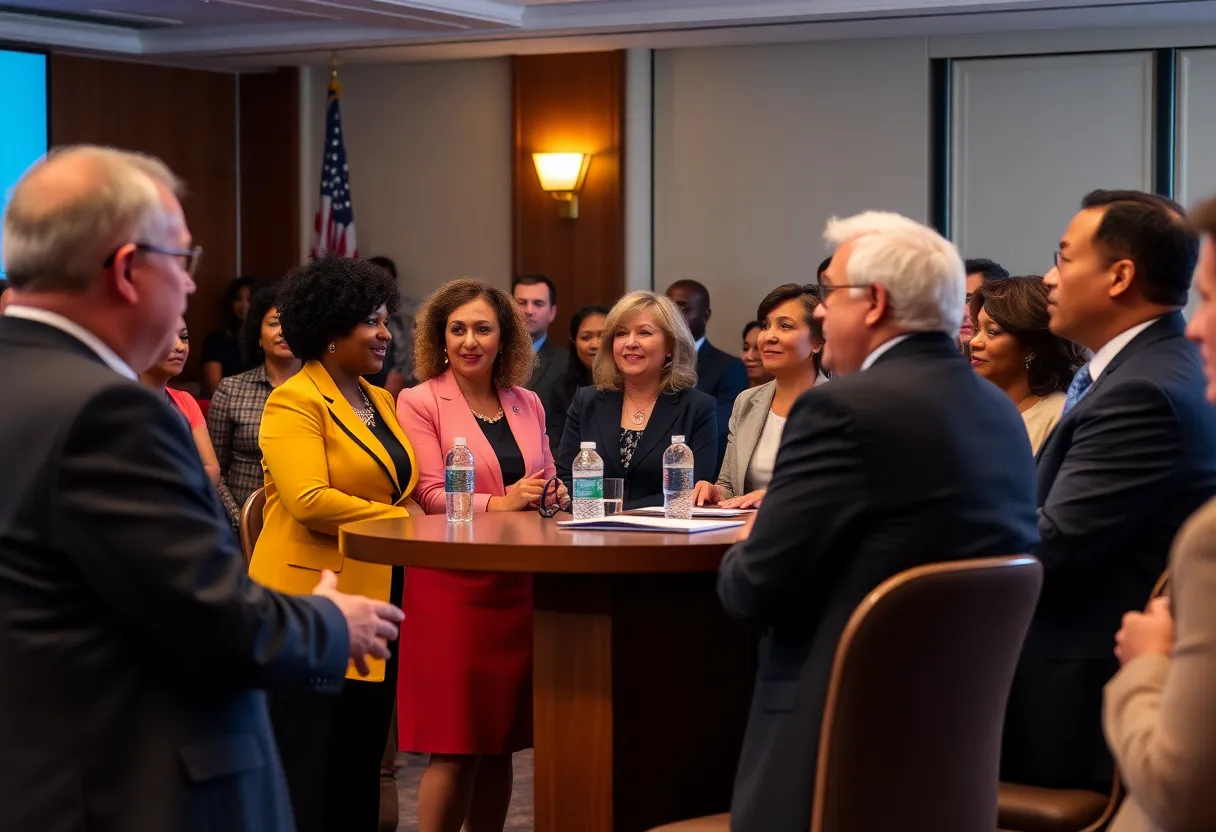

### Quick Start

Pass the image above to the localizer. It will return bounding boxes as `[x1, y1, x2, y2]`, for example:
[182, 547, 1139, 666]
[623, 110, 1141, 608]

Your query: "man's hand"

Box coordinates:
[313, 570, 405, 676]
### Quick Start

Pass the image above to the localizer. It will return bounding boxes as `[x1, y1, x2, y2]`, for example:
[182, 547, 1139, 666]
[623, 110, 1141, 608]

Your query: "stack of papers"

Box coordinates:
[630, 506, 752, 518]
[556, 516, 746, 534]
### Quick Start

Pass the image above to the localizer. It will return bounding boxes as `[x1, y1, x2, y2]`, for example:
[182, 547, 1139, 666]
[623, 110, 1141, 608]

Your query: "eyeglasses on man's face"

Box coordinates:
[103, 243, 204, 279]
[816, 280, 873, 305]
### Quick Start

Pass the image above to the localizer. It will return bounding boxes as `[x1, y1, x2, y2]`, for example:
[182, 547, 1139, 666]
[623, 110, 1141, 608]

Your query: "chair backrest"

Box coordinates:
[811, 556, 1043, 832]
[239, 487, 267, 564]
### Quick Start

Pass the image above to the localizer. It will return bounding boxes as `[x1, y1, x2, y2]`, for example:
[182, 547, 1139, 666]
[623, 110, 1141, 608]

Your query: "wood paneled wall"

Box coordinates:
[239, 68, 301, 281]
[48, 56, 300, 386]
[512, 52, 625, 340]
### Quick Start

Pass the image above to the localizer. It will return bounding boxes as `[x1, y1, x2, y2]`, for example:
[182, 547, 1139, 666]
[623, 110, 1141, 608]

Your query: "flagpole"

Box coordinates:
[329, 52, 342, 95]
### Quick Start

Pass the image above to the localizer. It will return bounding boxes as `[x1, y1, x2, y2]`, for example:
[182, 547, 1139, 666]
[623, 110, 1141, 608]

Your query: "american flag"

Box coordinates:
[312, 76, 357, 259]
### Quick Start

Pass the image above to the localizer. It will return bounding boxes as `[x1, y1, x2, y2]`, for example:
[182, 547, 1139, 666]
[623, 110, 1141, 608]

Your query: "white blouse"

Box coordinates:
[744, 410, 787, 493]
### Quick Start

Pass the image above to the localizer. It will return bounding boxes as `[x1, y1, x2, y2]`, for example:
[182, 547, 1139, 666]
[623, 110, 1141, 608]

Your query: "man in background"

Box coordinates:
[513, 273, 565, 453]
[718, 212, 1037, 832]
[666, 279, 747, 477]
[0, 145, 403, 831]
[960, 257, 1010, 346]
[1001, 190, 1216, 792]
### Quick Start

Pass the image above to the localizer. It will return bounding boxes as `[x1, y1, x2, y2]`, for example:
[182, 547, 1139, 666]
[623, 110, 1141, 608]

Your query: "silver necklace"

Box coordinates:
[352, 389, 376, 427]
[625, 393, 658, 426]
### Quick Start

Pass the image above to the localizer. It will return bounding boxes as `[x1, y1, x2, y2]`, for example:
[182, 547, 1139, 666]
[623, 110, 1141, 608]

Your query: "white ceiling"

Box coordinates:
[2, 0, 1216, 67]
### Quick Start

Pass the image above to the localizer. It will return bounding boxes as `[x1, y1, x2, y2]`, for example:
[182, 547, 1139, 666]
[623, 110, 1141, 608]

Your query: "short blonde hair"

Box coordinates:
[592, 291, 697, 393]
[413, 278, 535, 389]
[3, 145, 183, 292]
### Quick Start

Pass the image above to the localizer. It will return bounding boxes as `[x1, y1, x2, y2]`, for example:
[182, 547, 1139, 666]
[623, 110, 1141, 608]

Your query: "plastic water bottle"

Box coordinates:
[445, 437, 475, 523]
[663, 435, 694, 520]
[572, 441, 605, 520]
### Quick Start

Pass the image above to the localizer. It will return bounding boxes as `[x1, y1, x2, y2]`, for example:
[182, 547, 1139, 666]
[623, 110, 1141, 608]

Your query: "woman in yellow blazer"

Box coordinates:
[249, 257, 417, 832]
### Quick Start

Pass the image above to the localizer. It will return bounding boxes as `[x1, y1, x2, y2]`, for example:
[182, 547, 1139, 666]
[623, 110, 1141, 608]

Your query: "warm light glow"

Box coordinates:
[532, 153, 591, 193]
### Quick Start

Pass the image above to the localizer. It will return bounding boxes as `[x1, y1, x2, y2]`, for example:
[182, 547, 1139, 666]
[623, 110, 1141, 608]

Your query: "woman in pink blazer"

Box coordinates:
[396, 279, 564, 832]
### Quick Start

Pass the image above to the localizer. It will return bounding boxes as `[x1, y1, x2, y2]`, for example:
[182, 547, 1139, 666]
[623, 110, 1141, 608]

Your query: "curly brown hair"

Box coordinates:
[969, 275, 1088, 396]
[413, 278, 535, 388]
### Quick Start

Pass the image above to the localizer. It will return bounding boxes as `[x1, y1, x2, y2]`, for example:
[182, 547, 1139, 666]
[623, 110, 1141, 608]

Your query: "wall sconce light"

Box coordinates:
[532, 152, 591, 219]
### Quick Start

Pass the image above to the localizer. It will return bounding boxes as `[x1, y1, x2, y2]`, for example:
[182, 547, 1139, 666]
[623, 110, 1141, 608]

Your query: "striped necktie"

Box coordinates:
[1061, 363, 1093, 416]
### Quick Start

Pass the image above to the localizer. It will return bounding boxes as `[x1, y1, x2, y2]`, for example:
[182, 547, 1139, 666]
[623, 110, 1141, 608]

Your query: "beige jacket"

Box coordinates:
[1103, 496, 1216, 832]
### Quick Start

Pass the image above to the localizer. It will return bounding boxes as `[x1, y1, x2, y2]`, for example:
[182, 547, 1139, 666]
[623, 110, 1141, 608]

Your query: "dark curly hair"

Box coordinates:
[969, 275, 1087, 396]
[756, 283, 828, 377]
[414, 278, 535, 389]
[276, 257, 400, 362]
[241, 280, 282, 364]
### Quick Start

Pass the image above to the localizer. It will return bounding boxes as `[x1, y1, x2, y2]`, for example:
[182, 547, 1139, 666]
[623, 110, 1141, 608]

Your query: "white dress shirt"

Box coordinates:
[1088, 317, 1163, 383]
[860, 333, 914, 372]
[695, 336, 706, 353]
[4, 305, 137, 380]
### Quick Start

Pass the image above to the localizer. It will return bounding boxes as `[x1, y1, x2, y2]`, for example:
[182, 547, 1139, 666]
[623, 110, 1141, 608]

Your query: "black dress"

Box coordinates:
[475, 414, 525, 486]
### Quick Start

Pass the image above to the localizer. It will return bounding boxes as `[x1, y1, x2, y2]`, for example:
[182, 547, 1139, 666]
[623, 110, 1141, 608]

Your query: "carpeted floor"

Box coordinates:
[393, 750, 534, 831]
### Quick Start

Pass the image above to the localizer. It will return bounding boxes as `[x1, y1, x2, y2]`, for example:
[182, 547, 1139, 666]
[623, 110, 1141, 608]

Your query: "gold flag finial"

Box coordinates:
[329, 52, 343, 93]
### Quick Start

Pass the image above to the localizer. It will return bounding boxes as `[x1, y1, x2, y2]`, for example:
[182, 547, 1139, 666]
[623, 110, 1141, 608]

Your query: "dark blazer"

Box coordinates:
[695, 339, 748, 478]
[527, 337, 568, 457]
[718, 333, 1039, 832]
[0, 316, 349, 832]
[556, 386, 718, 509]
[1002, 312, 1216, 792]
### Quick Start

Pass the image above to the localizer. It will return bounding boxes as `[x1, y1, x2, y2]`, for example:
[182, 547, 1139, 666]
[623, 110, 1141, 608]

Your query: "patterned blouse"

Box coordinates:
[207, 365, 277, 526]
[620, 428, 643, 471]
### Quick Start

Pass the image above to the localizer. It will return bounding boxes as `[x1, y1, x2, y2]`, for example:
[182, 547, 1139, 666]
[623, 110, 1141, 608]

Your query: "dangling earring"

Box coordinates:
[444, 354, 449, 366]
[1024, 353, 1035, 370]
[328, 342, 336, 354]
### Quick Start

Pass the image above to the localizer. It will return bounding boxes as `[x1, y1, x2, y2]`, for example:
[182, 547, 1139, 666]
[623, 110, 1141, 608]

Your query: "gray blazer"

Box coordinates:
[715, 381, 777, 500]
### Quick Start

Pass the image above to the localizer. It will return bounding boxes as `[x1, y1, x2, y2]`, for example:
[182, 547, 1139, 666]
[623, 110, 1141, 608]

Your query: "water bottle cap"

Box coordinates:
[580, 441, 596, 449]
[671, 435, 685, 443]
[454, 437, 467, 445]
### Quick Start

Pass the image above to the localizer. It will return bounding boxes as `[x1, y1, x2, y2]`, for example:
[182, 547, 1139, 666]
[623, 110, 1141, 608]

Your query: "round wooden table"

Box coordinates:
[341, 511, 757, 832]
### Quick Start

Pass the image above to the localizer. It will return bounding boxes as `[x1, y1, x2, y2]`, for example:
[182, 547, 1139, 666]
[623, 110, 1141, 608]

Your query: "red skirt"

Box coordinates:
[397, 567, 533, 754]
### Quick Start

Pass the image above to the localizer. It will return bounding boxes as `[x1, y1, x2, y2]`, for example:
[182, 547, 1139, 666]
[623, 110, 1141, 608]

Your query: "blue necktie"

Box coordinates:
[1062, 363, 1093, 416]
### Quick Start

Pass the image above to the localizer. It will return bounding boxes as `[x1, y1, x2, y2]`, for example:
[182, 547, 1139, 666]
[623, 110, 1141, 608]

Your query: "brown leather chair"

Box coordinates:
[649, 555, 1043, 832]
[997, 569, 1170, 832]
[238, 487, 266, 564]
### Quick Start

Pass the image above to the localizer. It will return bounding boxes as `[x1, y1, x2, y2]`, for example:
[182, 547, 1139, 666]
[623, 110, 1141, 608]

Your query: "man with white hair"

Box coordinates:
[717, 211, 1039, 832]
[0, 145, 404, 831]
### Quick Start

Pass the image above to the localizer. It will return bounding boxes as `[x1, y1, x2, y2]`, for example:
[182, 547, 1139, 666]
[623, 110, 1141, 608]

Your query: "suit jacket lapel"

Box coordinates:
[632, 392, 682, 471]
[304, 362, 401, 496]
[594, 390, 625, 477]
[734, 383, 775, 474]
[435, 371, 505, 494]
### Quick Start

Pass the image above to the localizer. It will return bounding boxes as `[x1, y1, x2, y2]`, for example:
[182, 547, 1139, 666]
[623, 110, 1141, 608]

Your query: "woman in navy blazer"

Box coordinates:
[557, 291, 717, 509]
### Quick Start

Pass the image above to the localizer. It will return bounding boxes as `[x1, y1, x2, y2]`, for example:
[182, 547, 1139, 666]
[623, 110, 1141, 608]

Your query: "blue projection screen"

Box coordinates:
[0, 49, 49, 279]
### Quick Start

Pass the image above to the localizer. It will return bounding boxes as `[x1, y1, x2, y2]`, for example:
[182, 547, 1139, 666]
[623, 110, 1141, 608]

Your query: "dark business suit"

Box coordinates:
[694, 339, 748, 478]
[718, 333, 1038, 832]
[0, 316, 349, 832]
[1002, 312, 1216, 792]
[527, 336, 568, 456]
[556, 386, 717, 509]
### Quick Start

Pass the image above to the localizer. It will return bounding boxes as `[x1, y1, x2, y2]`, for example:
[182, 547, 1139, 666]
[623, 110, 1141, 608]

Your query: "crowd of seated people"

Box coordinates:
[8, 143, 1216, 832]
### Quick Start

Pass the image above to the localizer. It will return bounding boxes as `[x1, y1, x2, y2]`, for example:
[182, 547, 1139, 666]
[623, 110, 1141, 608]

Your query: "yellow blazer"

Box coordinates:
[249, 361, 418, 681]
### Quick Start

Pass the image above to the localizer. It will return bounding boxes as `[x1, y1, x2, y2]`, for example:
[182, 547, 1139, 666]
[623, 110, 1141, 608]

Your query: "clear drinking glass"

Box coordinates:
[603, 478, 625, 515]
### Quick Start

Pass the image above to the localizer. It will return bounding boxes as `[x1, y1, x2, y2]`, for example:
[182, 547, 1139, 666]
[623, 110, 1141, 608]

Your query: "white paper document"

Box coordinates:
[629, 506, 752, 518]
[556, 516, 747, 534]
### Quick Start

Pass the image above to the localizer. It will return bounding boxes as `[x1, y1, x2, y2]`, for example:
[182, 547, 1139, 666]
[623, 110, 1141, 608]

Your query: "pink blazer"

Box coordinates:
[398, 372, 556, 515]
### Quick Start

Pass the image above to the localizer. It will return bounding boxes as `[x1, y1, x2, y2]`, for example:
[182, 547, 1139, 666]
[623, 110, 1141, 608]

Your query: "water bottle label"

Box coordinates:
[573, 476, 603, 500]
[445, 469, 474, 493]
[663, 467, 694, 491]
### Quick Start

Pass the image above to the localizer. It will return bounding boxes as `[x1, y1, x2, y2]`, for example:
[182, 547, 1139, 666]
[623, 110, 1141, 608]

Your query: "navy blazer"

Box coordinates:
[556, 386, 718, 509]
[718, 332, 1038, 832]
[694, 340, 748, 477]
[1002, 311, 1216, 792]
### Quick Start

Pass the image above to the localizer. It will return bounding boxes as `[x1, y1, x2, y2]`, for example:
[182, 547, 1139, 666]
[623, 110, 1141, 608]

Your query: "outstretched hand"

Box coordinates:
[313, 570, 405, 676]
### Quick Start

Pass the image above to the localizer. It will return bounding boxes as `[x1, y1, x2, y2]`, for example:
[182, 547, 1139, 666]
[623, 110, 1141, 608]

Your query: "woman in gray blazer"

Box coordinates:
[693, 284, 827, 509]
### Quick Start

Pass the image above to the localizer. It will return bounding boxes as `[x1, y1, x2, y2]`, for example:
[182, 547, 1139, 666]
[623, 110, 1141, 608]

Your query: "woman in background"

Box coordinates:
[968, 275, 1086, 453]
[397, 279, 563, 832]
[139, 319, 222, 487]
[557, 291, 716, 509]
[201, 275, 256, 397]
[741, 320, 773, 388]
[250, 257, 416, 832]
[549, 304, 610, 446]
[694, 284, 826, 509]
[207, 282, 301, 526]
